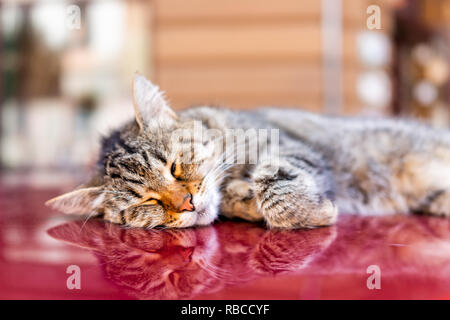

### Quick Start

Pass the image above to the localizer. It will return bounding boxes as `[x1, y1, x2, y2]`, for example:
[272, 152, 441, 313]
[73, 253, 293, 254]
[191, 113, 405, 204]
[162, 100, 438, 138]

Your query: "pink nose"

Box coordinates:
[179, 194, 195, 212]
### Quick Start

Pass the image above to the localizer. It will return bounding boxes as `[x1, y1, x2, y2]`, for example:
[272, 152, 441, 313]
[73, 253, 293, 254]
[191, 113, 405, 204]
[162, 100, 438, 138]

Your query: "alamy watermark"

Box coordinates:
[367, 5, 381, 30]
[366, 265, 381, 290]
[170, 121, 280, 167]
[66, 265, 81, 290]
[66, 5, 81, 30]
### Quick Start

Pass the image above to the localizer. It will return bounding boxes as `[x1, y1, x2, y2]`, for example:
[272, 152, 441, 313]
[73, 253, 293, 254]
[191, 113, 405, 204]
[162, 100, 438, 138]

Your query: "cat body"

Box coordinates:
[47, 75, 450, 229]
[183, 106, 450, 224]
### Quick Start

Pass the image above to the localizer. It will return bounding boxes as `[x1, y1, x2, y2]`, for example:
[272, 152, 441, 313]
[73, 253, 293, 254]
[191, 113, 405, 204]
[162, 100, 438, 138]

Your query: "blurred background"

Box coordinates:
[1, 0, 450, 186]
[2, 0, 450, 300]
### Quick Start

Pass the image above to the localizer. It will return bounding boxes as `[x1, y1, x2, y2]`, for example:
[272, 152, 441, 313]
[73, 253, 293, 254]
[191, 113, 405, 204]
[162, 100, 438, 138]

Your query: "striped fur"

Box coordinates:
[47, 75, 450, 229]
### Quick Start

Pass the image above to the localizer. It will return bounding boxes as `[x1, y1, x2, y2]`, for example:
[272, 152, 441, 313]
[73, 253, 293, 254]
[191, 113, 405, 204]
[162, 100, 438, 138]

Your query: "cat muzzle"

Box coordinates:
[179, 194, 195, 212]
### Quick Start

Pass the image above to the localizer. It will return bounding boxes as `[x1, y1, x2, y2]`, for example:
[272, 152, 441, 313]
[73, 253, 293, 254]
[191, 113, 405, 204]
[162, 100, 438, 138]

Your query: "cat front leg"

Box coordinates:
[252, 157, 338, 229]
[220, 179, 263, 222]
[413, 189, 450, 217]
[395, 152, 450, 217]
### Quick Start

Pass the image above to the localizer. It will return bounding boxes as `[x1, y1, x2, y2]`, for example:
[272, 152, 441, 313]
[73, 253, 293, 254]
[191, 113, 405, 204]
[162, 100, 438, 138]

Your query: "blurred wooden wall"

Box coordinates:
[151, 0, 394, 114]
[341, 0, 394, 114]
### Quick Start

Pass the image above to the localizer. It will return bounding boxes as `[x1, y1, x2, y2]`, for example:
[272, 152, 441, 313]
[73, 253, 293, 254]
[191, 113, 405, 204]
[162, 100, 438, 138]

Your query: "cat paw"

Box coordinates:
[423, 191, 450, 217]
[225, 179, 253, 199]
[252, 160, 338, 229]
[261, 198, 338, 229]
[255, 178, 338, 229]
[221, 179, 263, 222]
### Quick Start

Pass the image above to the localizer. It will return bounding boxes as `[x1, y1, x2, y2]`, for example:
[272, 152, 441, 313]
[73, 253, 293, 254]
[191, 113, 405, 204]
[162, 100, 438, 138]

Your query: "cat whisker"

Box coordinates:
[197, 259, 232, 279]
[80, 211, 98, 231]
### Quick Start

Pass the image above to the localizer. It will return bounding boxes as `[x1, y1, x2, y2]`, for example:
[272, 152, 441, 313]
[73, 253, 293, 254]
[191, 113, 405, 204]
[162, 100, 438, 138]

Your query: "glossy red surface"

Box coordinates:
[1, 186, 450, 300]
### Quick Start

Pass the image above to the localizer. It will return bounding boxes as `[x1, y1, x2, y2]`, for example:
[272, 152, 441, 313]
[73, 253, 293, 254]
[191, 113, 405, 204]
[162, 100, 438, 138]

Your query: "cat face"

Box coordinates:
[46, 74, 222, 228]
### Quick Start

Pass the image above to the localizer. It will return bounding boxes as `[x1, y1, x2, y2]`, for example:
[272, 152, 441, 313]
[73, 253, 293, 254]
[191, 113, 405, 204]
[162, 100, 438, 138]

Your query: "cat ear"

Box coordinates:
[132, 73, 177, 129]
[45, 187, 105, 215]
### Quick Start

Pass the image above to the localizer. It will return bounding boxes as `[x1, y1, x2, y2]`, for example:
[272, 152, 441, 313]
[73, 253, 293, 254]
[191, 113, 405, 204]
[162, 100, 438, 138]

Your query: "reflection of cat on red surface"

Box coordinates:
[48, 220, 336, 299]
[48, 215, 450, 299]
[49, 221, 223, 299]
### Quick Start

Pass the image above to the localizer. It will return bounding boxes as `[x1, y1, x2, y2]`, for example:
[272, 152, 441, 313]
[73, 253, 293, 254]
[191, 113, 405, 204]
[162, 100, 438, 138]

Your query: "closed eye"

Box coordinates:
[141, 199, 160, 206]
[170, 161, 183, 180]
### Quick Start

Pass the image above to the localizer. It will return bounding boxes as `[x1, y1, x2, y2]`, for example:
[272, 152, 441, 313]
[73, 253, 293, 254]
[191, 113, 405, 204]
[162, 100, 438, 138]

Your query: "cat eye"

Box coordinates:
[142, 199, 159, 206]
[170, 161, 182, 179]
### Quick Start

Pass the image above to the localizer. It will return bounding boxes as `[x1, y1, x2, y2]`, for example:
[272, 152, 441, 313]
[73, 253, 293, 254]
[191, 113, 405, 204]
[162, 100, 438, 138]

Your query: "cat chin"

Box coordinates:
[164, 205, 218, 228]
[166, 212, 198, 228]
[195, 206, 218, 226]
[193, 190, 221, 227]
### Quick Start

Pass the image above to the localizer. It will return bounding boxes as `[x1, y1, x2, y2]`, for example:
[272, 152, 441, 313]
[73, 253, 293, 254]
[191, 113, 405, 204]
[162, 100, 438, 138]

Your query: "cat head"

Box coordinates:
[46, 74, 221, 228]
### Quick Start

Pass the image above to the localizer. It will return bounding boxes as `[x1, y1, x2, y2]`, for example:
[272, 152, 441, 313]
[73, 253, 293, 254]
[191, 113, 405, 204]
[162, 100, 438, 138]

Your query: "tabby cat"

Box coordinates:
[46, 74, 450, 229]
